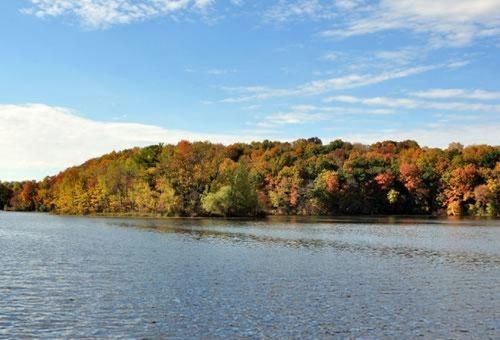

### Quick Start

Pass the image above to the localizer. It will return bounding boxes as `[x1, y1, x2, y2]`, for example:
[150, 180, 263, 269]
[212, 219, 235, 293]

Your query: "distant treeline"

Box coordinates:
[1, 138, 499, 217]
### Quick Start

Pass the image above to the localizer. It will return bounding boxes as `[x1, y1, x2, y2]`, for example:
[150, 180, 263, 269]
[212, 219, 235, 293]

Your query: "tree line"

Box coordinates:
[1, 138, 499, 217]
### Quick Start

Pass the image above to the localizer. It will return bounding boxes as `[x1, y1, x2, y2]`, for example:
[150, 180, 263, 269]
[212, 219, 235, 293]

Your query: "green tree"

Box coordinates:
[202, 162, 261, 217]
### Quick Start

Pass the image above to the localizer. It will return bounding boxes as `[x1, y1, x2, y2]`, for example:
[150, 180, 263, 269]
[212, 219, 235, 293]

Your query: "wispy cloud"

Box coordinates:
[23, 0, 500, 44]
[298, 64, 439, 94]
[23, 0, 216, 29]
[220, 86, 294, 103]
[251, 104, 395, 131]
[220, 62, 457, 103]
[322, 0, 500, 47]
[264, 0, 371, 23]
[257, 105, 329, 128]
[263, 0, 338, 23]
[257, 112, 327, 128]
[326, 94, 500, 112]
[373, 47, 422, 66]
[411, 88, 500, 100]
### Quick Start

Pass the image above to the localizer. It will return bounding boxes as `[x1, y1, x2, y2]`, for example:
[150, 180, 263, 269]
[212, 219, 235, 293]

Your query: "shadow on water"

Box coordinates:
[108, 217, 500, 269]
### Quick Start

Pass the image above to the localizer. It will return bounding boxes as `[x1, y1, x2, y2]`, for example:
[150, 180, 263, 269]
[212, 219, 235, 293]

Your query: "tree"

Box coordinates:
[202, 162, 261, 217]
[311, 170, 341, 214]
[268, 166, 302, 215]
[2, 139, 498, 217]
[201, 185, 232, 216]
[443, 164, 480, 216]
[0, 183, 12, 210]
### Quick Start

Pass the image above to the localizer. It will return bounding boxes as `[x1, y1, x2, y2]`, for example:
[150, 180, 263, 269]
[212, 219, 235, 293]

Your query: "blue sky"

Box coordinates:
[1, 0, 499, 180]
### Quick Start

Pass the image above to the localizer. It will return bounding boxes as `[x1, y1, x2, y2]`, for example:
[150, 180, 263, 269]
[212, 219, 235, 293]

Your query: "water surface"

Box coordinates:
[0, 213, 499, 338]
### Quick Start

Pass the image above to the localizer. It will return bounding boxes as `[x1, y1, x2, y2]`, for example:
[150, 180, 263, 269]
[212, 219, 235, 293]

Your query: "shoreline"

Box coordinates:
[2, 210, 498, 222]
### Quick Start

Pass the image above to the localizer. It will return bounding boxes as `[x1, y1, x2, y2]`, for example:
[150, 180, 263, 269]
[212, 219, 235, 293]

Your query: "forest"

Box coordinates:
[1, 138, 499, 217]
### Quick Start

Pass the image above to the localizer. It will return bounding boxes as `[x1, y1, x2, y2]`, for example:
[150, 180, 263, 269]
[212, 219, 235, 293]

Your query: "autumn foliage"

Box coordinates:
[1, 139, 499, 217]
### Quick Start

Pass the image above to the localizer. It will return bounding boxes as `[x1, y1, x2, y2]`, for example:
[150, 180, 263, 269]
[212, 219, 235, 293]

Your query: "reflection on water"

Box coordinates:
[1, 212, 499, 338]
[112, 217, 500, 268]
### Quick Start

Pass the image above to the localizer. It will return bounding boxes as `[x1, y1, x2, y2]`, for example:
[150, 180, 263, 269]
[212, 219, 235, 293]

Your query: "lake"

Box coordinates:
[0, 212, 499, 338]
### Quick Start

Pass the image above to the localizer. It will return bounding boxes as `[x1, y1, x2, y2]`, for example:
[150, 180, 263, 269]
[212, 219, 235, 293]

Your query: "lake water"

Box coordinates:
[0, 212, 499, 339]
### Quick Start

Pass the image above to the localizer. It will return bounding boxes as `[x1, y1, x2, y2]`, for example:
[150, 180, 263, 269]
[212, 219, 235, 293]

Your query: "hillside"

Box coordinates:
[1, 138, 499, 217]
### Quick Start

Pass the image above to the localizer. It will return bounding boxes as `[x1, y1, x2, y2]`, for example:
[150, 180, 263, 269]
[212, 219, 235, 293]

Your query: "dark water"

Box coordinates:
[0, 213, 499, 339]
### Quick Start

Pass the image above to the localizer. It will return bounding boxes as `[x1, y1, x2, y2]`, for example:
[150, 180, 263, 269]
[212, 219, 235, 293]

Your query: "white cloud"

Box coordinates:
[257, 112, 326, 127]
[260, 105, 329, 127]
[264, 0, 370, 23]
[298, 64, 439, 94]
[264, 0, 338, 23]
[24, 0, 500, 45]
[220, 86, 295, 103]
[338, 123, 500, 148]
[334, 0, 366, 11]
[326, 95, 500, 112]
[322, 0, 500, 47]
[328, 95, 418, 108]
[0, 103, 256, 180]
[411, 88, 500, 100]
[373, 47, 421, 65]
[252, 104, 394, 130]
[221, 63, 448, 103]
[23, 0, 215, 29]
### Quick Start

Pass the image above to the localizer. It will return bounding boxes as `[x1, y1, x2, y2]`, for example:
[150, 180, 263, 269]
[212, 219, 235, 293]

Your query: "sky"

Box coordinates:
[1, 0, 499, 180]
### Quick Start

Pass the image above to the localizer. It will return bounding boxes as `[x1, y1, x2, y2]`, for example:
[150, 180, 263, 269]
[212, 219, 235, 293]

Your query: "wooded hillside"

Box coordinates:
[1, 138, 499, 217]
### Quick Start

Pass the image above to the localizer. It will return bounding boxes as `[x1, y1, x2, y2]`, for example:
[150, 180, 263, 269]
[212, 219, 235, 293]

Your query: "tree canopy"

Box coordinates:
[2, 139, 499, 217]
